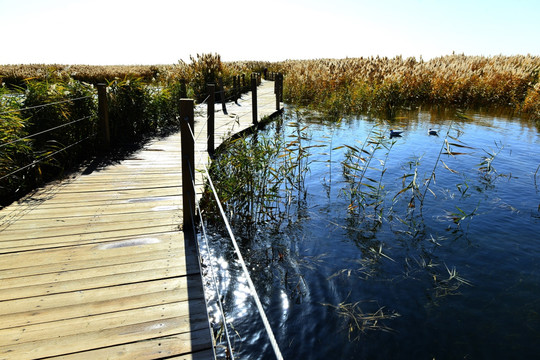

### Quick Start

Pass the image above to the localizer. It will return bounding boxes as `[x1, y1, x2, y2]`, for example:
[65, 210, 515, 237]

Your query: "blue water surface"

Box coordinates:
[202, 107, 540, 360]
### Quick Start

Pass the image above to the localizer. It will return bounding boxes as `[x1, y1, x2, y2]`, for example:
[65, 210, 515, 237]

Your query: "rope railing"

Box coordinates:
[199, 158, 284, 360]
[195, 200, 236, 360]
[185, 119, 283, 360]
[182, 139, 235, 358]
[0, 115, 94, 149]
[198, 94, 211, 106]
[0, 133, 96, 182]
[0, 95, 93, 116]
[178, 73, 285, 360]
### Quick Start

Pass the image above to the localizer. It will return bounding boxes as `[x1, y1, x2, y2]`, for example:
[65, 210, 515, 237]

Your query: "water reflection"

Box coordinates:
[201, 107, 540, 359]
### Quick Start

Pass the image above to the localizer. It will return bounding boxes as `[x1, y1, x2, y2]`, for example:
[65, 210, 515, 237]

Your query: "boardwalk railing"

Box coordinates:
[180, 75, 285, 359]
[181, 73, 284, 233]
[0, 73, 283, 207]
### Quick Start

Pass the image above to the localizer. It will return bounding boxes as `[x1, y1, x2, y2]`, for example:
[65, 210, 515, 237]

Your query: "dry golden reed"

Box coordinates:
[269, 54, 540, 119]
[1, 54, 538, 118]
[0, 58, 271, 87]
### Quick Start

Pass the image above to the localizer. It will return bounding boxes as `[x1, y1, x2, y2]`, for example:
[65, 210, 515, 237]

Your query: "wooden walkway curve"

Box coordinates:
[0, 80, 281, 359]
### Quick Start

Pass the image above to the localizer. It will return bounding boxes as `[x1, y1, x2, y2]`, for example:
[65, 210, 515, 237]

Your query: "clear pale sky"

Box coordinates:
[1, 0, 538, 65]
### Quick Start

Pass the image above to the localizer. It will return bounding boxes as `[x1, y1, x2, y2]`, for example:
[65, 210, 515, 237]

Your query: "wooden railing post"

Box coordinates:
[276, 73, 281, 111]
[207, 83, 215, 157]
[232, 76, 238, 104]
[238, 75, 242, 100]
[218, 77, 227, 115]
[97, 83, 110, 151]
[179, 99, 196, 237]
[251, 74, 258, 125]
[279, 73, 284, 103]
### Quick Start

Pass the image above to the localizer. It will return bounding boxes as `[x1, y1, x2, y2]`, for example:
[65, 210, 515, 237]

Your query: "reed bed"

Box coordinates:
[270, 54, 540, 119]
[0, 56, 271, 88]
[0, 64, 166, 87]
[0, 78, 97, 204]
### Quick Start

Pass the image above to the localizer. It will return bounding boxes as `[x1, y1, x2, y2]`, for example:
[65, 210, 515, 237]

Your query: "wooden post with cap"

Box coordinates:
[179, 98, 196, 238]
[207, 83, 215, 157]
[251, 74, 258, 125]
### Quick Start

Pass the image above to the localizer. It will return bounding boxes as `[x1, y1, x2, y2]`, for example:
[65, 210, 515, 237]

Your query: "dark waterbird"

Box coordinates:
[428, 128, 439, 136]
[390, 129, 404, 138]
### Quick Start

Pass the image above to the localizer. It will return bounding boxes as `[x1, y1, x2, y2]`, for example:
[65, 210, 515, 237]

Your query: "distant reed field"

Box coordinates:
[270, 55, 540, 119]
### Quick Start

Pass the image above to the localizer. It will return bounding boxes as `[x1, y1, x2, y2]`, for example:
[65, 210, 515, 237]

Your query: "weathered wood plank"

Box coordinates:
[0, 236, 184, 279]
[0, 257, 201, 301]
[0, 218, 179, 240]
[1, 198, 182, 219]
[0, 276, 203, 327]
[0, 314, 210, 360]
[0, 227, 181, 253]
[2, 209, 180, 231]
[0, 247, 184, 280]
[0, 231, 183, 270]
[47, 334, 215, 360]
[0, 301, 205, 346]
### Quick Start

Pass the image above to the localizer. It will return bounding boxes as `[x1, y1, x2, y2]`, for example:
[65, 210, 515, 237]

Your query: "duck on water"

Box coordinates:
[390, 129, 404, 138]
[390, 129, 439, 138]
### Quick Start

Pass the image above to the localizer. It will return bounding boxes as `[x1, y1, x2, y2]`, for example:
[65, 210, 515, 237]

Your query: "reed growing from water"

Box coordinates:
[200, 118, 315, 237]
[269, 54, 540, 119]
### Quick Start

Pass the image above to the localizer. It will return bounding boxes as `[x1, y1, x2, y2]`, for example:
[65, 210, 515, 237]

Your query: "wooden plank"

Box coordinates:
[0, 216, 180, 241]
[0, 198, 182, 218]
[0, 276, 203, 328]
[2, 209, 180, 232]
[0, 256, 201, 301]
[0, 301, 209, 348]
[0, 236, 186, 280]
[0, 224, 181, 253]
[48, 182, 183, 193]
[47, 334, 214, 360]
[0, 246, 187, 280]
[23, 187, 183, 202]
[0, 231, 184, 270]
[0, 313, 210, 359]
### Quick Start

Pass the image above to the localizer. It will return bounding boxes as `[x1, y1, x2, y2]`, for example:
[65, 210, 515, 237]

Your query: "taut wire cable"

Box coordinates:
[0, 133, 96, 181]
[0, 115, 94, 148]
[0, 95, 93, 116]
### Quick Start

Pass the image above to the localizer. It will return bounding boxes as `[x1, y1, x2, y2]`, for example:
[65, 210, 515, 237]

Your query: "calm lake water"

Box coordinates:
[201, 107, 540, 359]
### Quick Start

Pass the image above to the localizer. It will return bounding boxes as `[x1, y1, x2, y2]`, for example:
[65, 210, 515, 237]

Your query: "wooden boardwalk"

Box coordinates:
[0, 80, 281, 359]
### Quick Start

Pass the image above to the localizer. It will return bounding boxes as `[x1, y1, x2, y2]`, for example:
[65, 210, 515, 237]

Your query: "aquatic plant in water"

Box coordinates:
[322, 300, 401, 341]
